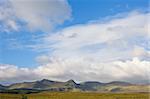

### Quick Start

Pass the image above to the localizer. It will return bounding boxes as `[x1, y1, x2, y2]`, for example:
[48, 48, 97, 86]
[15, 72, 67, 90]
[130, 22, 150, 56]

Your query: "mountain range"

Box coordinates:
[0, 79, 149, 93]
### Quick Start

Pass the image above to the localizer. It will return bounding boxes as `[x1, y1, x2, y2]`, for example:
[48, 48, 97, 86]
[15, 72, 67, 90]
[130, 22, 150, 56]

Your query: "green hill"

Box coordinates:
[0, 79, 149, 93]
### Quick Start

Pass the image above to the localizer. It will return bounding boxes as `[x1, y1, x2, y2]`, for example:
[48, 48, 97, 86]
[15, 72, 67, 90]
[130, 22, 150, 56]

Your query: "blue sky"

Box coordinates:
[0, 0, 148, 67]
[0, 0, 149, 83]
[67, 0, 148, 25]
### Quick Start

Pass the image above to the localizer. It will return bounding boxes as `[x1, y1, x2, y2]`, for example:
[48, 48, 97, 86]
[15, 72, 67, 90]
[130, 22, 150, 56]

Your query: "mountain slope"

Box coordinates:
[0, 84, 6, 90]
[8, 79, 58, 89]
[105, 81, 132, 86]
[8, 79, 78, 91]
[78, 81, 103, 91]
[0, 79, 149, 93]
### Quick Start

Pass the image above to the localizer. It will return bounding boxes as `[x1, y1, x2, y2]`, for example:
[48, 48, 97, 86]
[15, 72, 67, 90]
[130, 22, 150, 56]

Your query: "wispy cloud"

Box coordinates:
[41, 11, 149, 61]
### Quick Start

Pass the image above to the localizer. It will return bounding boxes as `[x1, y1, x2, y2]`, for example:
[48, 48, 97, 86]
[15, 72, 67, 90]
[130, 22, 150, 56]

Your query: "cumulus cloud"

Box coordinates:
[33, 57, 150, 84]
[0, 57, 150, 84]
[0, 0, 71, 32]
[0, 64, 32, 81]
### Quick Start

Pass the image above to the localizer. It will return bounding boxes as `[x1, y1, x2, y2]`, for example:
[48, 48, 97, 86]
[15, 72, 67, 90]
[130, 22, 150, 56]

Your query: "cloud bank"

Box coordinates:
[0, 11, 149, 84]
[0, 57, 150, 84]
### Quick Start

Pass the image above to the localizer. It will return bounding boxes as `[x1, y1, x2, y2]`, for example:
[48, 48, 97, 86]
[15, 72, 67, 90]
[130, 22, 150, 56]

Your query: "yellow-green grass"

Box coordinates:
[0, 92, 150, 99]
[97, 85, 150, 93]
[0, 93, 22, 99]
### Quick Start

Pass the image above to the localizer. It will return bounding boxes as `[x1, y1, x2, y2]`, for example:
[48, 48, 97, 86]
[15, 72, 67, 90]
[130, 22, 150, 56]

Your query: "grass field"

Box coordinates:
[0, 92, 149, 99]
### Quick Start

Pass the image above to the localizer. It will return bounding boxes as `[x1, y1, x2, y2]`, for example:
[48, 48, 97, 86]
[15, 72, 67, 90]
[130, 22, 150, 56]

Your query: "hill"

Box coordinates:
[0, 79, 149, 93]
[0, 84, 6, 90]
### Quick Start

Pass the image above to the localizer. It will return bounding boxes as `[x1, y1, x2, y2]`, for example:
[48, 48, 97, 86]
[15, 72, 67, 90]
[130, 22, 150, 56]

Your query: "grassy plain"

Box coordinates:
[0, 92, 149, 99]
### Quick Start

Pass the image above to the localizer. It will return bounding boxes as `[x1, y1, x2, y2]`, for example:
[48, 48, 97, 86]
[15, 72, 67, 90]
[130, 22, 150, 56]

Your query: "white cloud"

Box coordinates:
[0, 0, 19, 32]
[42, 11, 149, 61]
[0, 64, 31, 81]
[0, 0, 71, 32]
[132, 46, 150, 60]
[0, 11, 149, 84]
[0, 57, 150, 84]
[35, 55, 51, 64]
[36, 57, 150, 84]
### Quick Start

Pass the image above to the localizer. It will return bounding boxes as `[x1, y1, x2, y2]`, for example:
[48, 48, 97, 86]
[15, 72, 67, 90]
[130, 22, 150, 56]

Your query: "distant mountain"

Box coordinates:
[78, 81, 103, 91]
[105, 81, 132, 86]
[8, 79, 78, 91]
[0, 79, 149, 93]
[8, 79, 58, 90]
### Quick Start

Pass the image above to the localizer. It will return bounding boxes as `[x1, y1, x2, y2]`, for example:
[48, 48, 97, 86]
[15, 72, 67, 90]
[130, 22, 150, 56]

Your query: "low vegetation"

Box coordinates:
[0, 92, 149, 99]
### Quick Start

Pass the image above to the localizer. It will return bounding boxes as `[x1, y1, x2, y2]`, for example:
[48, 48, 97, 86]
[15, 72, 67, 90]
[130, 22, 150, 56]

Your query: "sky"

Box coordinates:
[0, 0, 149, 84]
